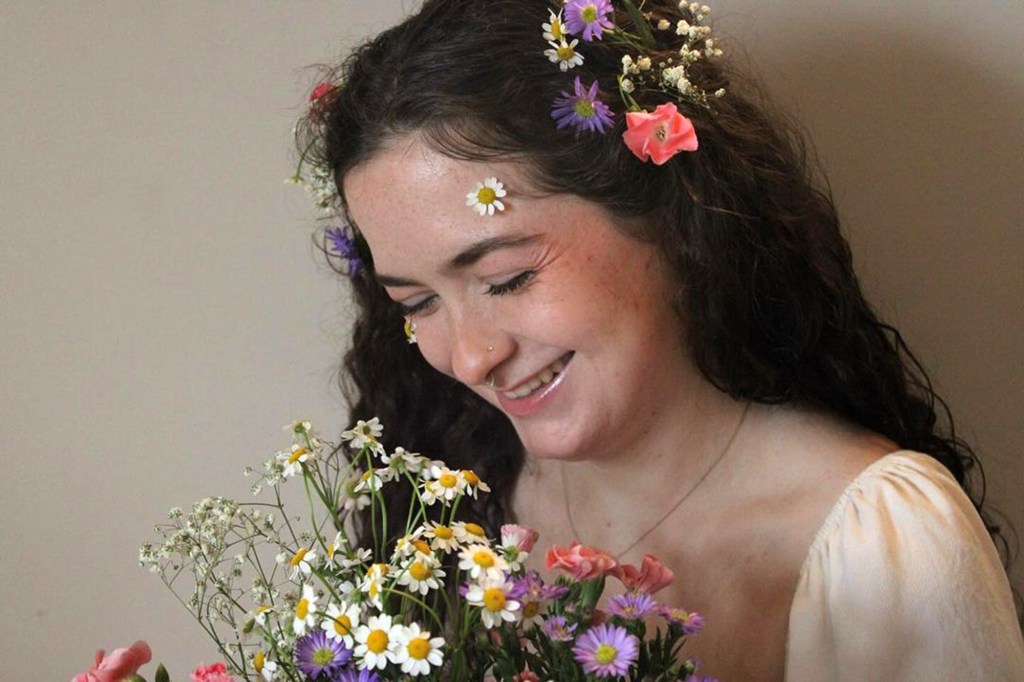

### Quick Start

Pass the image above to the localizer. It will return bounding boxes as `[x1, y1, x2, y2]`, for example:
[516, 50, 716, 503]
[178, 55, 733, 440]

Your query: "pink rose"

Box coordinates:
[72, 640, 151, 682]
[190, 662, 234, 682]
[190, 662, 235, 682]
[621, 102, 698, 165]
[613, 553, 675, 594]
[546, 542, 618, 581]
[500, 524, 540, 553]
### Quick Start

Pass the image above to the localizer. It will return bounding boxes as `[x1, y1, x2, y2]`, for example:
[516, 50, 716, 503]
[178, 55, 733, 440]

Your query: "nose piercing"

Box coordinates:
[487, 345, 494, 352]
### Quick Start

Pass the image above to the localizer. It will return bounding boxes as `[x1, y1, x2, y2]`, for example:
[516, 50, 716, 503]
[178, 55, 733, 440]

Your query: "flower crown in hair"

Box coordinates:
[544, 0, 725, 165]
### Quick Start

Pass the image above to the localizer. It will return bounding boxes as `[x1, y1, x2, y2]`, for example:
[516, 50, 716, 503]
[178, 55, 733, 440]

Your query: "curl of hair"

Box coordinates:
[297, 0, 1012, 582]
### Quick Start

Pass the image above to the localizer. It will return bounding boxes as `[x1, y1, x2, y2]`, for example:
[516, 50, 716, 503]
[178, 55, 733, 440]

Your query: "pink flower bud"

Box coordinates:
[501, 524, 540, 553]
[613, 553, 675, 594]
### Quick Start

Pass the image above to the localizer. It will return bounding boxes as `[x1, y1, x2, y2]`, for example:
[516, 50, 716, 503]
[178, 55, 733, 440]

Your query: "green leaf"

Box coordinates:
[155, 663, 170, 682]
[622, 0, 657, 49]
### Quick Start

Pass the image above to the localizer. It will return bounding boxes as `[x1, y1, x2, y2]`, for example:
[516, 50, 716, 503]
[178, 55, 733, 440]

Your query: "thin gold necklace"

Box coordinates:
[561, 403, 749, 560]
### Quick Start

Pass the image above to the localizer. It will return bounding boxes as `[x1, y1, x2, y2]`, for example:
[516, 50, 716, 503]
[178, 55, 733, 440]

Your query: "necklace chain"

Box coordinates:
[561, 403, 749, 561]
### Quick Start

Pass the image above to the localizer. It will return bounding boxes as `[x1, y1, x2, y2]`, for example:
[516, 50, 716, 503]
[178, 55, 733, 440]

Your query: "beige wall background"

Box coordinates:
[1, 1, 1020, 678]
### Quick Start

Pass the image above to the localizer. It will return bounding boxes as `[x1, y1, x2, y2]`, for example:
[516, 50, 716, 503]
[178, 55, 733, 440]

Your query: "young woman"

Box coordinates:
[298, 0, 1024, 678]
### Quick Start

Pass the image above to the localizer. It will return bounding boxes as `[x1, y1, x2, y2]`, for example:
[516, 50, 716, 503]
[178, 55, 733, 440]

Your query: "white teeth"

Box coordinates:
[503, 357, 568, 399]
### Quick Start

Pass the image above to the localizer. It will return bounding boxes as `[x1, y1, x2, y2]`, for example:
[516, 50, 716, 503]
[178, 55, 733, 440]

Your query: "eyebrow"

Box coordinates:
[374, 234, 539, 287]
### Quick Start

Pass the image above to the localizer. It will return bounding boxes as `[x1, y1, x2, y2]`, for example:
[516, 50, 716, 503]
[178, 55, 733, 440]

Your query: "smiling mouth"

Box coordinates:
[501, 353, 573, 399]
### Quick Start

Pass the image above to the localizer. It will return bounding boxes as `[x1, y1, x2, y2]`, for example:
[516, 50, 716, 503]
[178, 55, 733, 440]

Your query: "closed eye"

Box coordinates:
[398, 294, 438, 316]
[486, 270, 536, 296]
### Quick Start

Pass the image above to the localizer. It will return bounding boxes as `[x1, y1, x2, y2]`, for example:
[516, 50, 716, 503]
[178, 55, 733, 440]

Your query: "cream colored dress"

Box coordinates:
[785, 451, 1024, 680]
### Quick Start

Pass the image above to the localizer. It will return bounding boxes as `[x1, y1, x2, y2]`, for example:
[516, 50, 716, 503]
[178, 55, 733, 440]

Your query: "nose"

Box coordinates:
[448, 313, 511, 388]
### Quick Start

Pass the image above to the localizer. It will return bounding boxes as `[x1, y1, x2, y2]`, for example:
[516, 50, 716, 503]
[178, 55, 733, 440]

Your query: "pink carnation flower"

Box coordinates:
[545, 542, 617, 580]
[72, 640, 152, 682]
[190, 662, 235, 682]
[613, 553, 675, 594]
[622, 103, 698, 165]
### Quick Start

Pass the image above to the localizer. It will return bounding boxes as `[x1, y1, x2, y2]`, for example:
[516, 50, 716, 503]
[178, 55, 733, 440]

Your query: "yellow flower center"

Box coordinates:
[254, 651, 265, 672]
[595, 643, 618, 665]
[413, 539, 432, 555]
[483, 587, 507, 612]
[333, 614, 353, 637]
[476, 187, 496, 205]
[313, 648, 334, 665]
[367, 629, 389, 654]
[473, 550, 495, 568]
[550, 18, 564, 39]
[462, 470, 480, 486]
[439, 472, 459, 488]
[409, 561, 431, 581]
[522, 601, 540, 619]
[290, 548, 308, 566]
[407, 638, 431, 660]
[296, 598, 309, 620]
[557, 44, 576, 61]
[581, 5, 598, 23]
[464, 522, 486, 538]
[433, 525, 454, 540]
[288, 447, 307, 463]
[574, 99, 596, 119]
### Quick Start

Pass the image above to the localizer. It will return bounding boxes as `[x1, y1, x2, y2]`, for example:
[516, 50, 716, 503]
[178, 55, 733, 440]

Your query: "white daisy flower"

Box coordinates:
[321, 601, 362, 648]
[288, 547, 316, 580]
[422, 522, 460, 553]
[359, 563, 391, 609]
[464, 575, 521, 629]
[342, 418, 384, 455]
[396, 555, 446, 596]
[421, 466, 466, 505]
[460, 469, 491, 499]
[341, 473, 372, 512]
[253, 604, 273, 627]
[354, 465, 398, 493]
[465, 177, 506, 216]
[325, 531, 346, 565]
[280, 443, 313, 478]
[542, 9, 566, 42]
[457, 543, 508, 581]
[338, 547, 373, 571]
[394, 622, 446, 677]
[381, 446, 429, 475]
[544, 39, 584, 71]
[354, 613, 402, 671]
[252, 651, 278, 681]
[452, 521, 490, 544]
[293, 583, 319, 635]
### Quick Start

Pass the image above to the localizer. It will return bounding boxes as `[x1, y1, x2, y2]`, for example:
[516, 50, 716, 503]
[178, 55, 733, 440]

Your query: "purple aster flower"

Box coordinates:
[564, 0, 615, 41]
[659, 606, 706, 636]
[607, 592, 657, 620]
[334, 670, 380, 682]
[542, 614, 578, 642]
[573, 623, 639, 677]
[325, 226, 362, 278]
[294, 630, 352, 680]
[551, 77, 615, 135]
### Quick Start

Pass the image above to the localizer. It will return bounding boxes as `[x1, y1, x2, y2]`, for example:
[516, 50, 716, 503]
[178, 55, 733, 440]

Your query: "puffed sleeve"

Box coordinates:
[785, 452, 1024, 681]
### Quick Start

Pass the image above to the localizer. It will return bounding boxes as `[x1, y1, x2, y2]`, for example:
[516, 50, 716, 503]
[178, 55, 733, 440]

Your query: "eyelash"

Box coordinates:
[398, 270, 536, 316]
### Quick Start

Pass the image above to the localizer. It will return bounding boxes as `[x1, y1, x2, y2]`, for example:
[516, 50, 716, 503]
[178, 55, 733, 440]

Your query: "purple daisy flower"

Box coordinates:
[607, 592, 657, 620]
[573, 623, 640, 677]
[334, 670, 381, 682]
[325, 226, 362, 278]
[659, 606, 706, 636]
[551, 77, 614, 135]
[542, 614, 578, 642]
[564, 0, 615, 41]
[294, 630, 352, 680]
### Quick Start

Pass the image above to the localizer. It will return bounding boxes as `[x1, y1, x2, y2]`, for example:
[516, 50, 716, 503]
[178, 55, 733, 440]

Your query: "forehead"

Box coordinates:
[342, 137, 545, 269]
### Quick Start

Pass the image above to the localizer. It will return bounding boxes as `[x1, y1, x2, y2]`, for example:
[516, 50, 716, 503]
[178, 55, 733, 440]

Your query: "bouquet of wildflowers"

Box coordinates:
[139, 419, 712, 681]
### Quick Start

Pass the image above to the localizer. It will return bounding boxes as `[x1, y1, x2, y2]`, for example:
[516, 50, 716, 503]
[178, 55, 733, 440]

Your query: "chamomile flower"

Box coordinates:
[382, 446, 429, 474]
[394, 623, 445, 677]
[253, 604, 274, 627]
[325, 531, 347, 565]
[281, 444, 313, 478]
[360, 563, 391, 609]
[342, 418, 384, 455]
[544, 39, 584, 71]
[354, 613, 402, 671]
[452, 521, 489, 544]
[293, 583, 319, 635]
[458, 543, 509, 580]
[465, 177, 506, 216]
[542, 9, 566, 42]
[422, 522, 460, 553]
[460, 469, 491, 498]
[322, 601, 362, 648]
[465, 575, 521, 629]
[396, 555, 446, 596]
[289, 547, 316, 580]
[354, 465, 398, 493]
[252, 651, 278, 681]
[421, 466, 465, 504]
[341, 473, 372, 512]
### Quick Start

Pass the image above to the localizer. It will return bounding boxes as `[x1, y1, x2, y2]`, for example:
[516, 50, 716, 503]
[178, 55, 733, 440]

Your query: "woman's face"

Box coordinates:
[344, 136, 698, 461]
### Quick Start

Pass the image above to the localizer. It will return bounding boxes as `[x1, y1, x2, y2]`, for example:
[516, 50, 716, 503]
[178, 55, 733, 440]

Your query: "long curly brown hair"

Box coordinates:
[296, 0, 1012, 576]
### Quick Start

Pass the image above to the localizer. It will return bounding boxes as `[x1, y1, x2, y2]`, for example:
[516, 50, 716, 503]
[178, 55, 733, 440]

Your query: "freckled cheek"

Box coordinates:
[411, 324, 456, 378]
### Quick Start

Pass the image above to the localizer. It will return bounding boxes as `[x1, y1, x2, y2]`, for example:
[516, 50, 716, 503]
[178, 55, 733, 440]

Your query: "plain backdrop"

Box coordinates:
[1, 1, 1021, 679]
